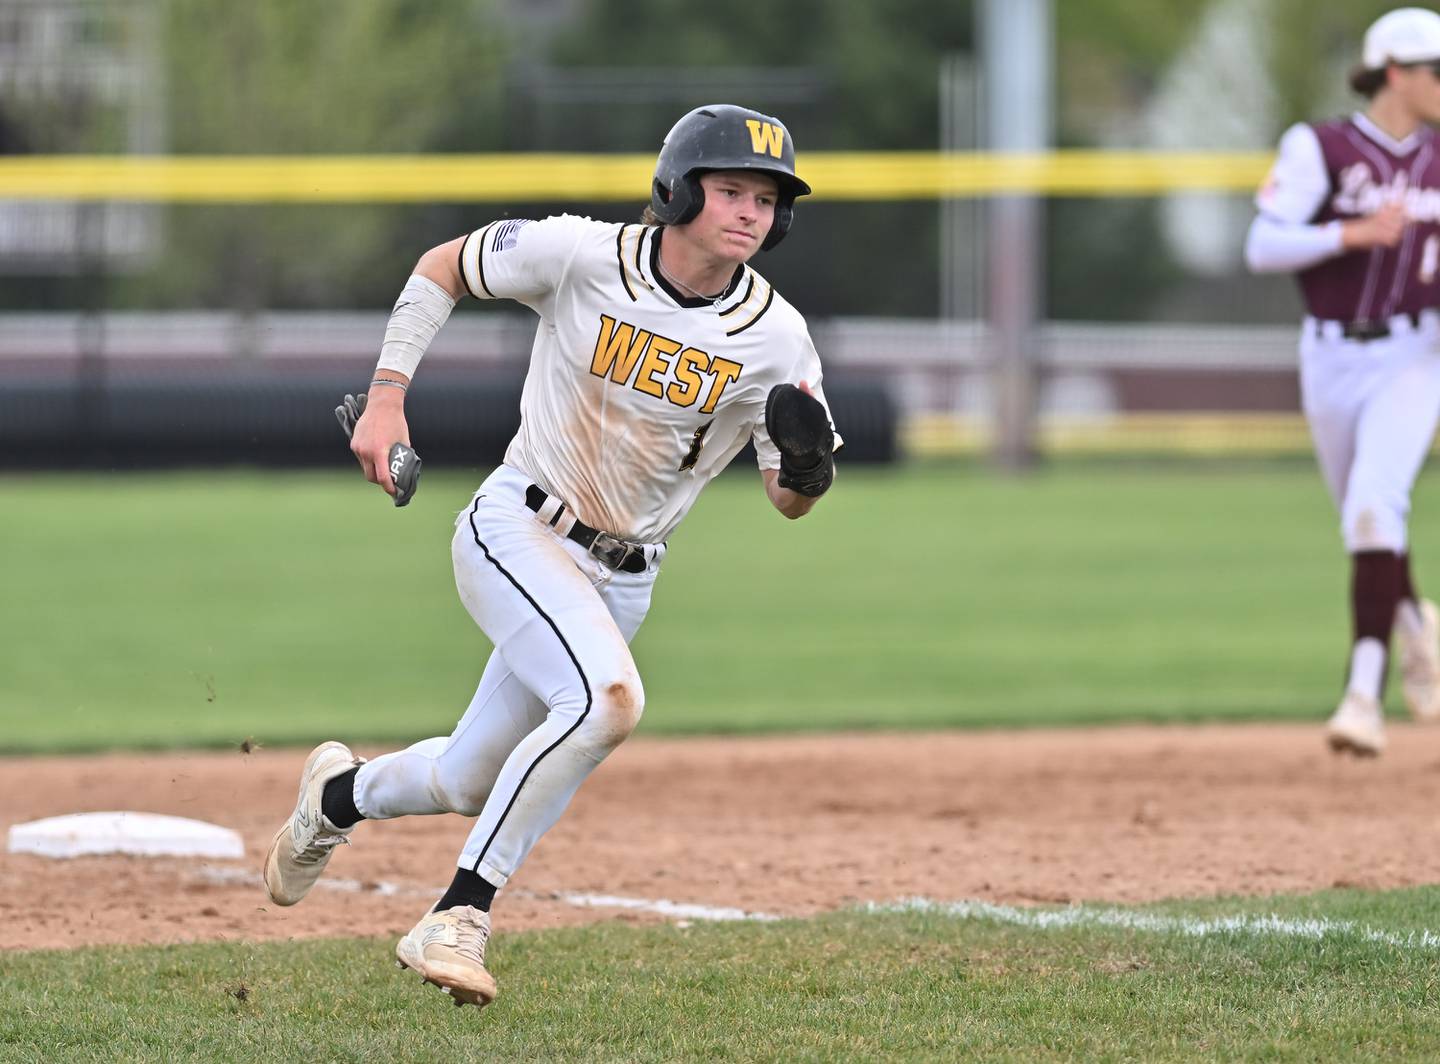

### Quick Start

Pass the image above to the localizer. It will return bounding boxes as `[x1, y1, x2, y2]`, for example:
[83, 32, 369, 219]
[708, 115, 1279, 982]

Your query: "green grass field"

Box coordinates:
[2, 459, 1426, 752]
[8, 461, 1440, 1061]
[6, 890, 1440, 1062]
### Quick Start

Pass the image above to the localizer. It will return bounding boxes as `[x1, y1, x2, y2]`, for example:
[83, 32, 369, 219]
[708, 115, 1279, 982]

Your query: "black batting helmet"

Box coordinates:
[650, 104, 811, 251]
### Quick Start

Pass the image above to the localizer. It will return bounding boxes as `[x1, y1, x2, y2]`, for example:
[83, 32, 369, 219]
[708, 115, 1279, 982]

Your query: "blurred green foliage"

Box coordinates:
[548, 0, 973, 150]
[1265, 0, 1400, 130]
[1055, 0, 1212, 140]
[141, 0, 506, 310]
[0, 1, 1418, 318]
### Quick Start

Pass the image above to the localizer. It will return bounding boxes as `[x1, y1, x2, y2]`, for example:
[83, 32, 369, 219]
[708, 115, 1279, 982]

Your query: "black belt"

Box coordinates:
[1320, 312, 1428, 342]
[524, 484, 649, 574]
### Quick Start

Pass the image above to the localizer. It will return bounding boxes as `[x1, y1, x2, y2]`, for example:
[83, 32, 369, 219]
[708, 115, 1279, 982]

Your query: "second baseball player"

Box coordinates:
[1245, 7, 1440, 755]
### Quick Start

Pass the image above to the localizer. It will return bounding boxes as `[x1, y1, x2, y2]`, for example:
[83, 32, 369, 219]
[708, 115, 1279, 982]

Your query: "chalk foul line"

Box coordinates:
[866, 897, 1440, 951]
[193, 868, 1438, 948]
[195, 866, 779, 922]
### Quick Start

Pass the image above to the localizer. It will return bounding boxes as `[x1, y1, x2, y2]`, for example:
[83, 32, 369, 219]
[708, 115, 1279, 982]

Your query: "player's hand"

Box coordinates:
[1343, 202, 1408, 251]
[765, 380, 834, 498]
[349, 386, 411, 498]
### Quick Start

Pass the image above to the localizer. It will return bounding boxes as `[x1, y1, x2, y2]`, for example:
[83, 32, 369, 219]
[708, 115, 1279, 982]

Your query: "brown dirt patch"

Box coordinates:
[4, 723, 1440, 951]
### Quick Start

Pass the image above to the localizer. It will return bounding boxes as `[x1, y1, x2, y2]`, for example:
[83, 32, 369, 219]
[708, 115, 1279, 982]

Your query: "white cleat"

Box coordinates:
[1397, 599, 1440, 723]
[395, 905, 498, 1009]
[262, 740, 364, 906]
[1326, 692, 1386, 757]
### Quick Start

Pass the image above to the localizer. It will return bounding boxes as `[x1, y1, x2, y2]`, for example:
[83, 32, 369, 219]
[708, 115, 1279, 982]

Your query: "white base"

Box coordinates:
[6, 811, 245, 859]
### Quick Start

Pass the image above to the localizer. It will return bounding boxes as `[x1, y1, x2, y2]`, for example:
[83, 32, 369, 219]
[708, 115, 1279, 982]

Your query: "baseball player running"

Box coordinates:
[261, 104, 839, 1007]
[1245, 7, 1440, 755]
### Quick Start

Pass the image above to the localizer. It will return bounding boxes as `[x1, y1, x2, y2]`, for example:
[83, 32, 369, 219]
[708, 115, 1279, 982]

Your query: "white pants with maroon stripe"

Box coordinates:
[352, 464, 660, 889]
[1300, 314, 1440, 552]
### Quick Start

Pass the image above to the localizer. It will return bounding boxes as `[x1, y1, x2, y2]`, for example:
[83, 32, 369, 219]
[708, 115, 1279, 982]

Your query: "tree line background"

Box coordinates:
[0, 0, 1402, 322]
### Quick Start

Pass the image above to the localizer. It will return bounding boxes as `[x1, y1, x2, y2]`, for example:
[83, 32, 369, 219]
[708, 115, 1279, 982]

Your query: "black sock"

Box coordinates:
[1400, 552, 1420, 604]
[434, 867, 498, 913]
[320, 767, 363, 830]
[1353, 550, 1404, 642]
[1350, 551, 1404, 696]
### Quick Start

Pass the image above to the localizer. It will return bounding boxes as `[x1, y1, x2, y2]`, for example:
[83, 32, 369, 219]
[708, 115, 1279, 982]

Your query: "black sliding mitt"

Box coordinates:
[765, 383, 835, 498]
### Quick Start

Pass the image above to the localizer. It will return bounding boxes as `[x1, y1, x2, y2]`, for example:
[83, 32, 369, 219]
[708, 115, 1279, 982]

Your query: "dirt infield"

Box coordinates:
[4, 723, 1440, 951]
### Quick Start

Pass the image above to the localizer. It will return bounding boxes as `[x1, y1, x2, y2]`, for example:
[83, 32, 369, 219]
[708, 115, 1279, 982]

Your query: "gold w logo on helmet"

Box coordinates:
[745, 119, 784, 159]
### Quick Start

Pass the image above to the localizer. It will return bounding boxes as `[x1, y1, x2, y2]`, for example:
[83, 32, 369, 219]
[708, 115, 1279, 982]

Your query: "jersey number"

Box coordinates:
[678, 421, 713, 472]
[1422, 235, 1440, 286]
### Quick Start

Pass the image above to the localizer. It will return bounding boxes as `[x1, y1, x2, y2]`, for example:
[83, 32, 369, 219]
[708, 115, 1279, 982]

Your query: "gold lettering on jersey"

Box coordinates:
[745, 119, 784, 159]
[590, 315, 746, 412]
[700, 357, 742, 414]
[590, 315, 652, 384]
[636, 334, 682, 398]
[667, 347, 709, 407]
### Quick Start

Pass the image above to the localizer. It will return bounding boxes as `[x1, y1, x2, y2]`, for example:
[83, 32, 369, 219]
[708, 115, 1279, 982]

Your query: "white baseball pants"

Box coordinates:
[1300, 315, 1440, 553]
[352, 464, 660, 888]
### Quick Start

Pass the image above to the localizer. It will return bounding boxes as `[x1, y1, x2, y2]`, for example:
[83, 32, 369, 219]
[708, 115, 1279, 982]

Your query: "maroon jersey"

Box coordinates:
[1301, 118, 1440, 321]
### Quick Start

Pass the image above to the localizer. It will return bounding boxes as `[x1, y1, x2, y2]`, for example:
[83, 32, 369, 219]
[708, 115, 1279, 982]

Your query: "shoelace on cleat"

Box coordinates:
[293, 833, 348, 865]
[452, 910, 490, 965]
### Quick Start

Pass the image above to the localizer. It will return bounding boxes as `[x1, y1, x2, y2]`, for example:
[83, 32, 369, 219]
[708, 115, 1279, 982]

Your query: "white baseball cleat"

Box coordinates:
[395, 905, 499, 1009]
[1326, 691, 1386, 756]
[1397, 599, 1440, 723]
[262, 740, 364, 906]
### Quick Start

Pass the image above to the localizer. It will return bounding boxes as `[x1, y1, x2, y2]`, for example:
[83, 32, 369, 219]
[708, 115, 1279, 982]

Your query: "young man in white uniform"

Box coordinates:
[260, 105, 840, 1006]
[1245, 7, 1440, 755]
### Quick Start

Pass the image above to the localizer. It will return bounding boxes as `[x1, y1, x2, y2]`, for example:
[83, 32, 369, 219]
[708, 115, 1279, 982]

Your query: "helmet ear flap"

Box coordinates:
[650, 174, 705, 226]
[760, 197, 795, 251]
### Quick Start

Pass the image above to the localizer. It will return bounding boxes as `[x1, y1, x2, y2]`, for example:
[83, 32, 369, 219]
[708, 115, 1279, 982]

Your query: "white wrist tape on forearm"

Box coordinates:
[376, 275, 457, 379]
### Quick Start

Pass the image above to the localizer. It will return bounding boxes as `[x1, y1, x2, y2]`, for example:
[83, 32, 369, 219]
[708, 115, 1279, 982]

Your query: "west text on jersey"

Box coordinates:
[590, 314, 742, 414]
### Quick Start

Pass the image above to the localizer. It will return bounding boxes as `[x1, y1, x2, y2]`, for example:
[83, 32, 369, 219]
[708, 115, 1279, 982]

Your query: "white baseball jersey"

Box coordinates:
[457, 214, 840, 543]
[1246, 122, 1347, 272]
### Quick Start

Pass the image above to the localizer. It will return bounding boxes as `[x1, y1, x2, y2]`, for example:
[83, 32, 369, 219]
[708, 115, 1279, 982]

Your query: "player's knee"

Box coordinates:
[1344, 496, 1408, 552]
[430, 762, 491, 818]
[585, 675, 645, 751]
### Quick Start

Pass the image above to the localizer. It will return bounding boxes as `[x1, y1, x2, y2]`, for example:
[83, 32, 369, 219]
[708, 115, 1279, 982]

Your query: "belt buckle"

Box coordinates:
[1343, 319, 1390, 342]
[589, 532, 636, 572]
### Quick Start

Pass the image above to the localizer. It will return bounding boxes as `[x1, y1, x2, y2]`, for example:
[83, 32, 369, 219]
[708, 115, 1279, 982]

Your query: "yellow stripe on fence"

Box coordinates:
[808, 152, 1271, 198]
[0, 151, 1273, 203]
[905, 413, 1314, 458]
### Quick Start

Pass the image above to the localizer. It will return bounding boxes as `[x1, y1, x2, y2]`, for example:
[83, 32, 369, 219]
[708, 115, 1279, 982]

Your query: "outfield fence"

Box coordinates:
[1, 149, 1312, 461]
[0, 312, 1307, 463]
[0, 151, 1272, 201]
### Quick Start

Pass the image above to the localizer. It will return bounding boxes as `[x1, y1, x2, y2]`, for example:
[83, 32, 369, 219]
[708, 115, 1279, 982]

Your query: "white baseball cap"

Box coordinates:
[1363, 7, 1440, 69]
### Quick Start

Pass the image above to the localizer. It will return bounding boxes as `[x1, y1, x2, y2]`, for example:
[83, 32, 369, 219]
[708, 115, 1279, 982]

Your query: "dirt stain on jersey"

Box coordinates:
[564, 370, 675, 540]
[561, 372, 613, 530]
